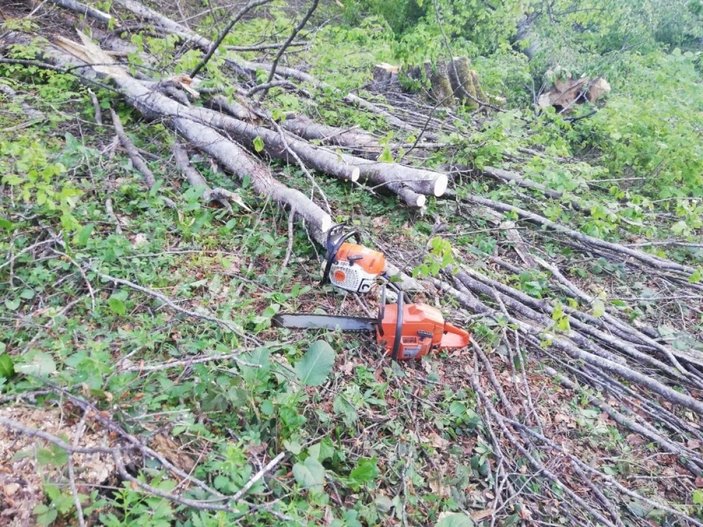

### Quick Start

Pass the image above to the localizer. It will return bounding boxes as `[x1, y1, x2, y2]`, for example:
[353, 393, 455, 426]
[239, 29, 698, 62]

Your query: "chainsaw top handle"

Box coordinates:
[391, 284, 404, 361]
[321, 224, 361, 285]
[377, 282, 404, 361]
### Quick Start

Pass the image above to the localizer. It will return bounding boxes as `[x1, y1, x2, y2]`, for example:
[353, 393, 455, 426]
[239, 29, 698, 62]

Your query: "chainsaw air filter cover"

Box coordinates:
[328, 242, 386, 293]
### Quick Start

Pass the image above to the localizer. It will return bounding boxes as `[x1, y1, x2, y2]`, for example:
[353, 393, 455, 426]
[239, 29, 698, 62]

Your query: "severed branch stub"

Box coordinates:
[110, 108, 155, 188]
[171, 142, 250, 212]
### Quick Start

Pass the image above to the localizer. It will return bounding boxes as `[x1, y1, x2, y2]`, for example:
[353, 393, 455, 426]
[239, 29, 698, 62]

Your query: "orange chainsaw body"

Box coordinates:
[329, 242, 386, 293]
[377, 303, 470, 360]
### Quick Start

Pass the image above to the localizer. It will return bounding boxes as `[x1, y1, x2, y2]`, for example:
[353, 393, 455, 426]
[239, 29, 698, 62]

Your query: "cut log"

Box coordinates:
[587, 77, 611, 102]
[113, 0, 211, 50]
[470, 70, 485, 101]
[372, 63, 398, 86]
[171, 105, 443, 205]
[538, 75, 610, 112]
[447, 56, 478, 108]
[49, 31, 334, 241]
[43, 31, 423, 290]
[50, 0, 113, 23]
[208, 94, 258, 121]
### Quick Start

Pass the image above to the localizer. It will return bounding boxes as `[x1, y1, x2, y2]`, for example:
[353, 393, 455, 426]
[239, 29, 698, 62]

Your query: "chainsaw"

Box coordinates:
[273, 226, 470, 360]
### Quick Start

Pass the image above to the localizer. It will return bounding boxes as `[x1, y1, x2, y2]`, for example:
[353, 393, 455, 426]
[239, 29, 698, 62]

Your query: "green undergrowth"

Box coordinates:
[0, 70, 497, 526]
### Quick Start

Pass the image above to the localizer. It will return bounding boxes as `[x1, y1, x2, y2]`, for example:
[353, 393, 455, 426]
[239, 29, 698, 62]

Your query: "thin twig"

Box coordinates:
[282, 205, 296, 268]
[226, 40, 305, 51]
[68, 412, 88, 527]
[0, 417, 119, 455]
[189, 0, 273, 78]
[121, 350, 257, 372]
[231, 451, 286, 501]
[96, 271, 256, 344]
[51, 249, 96, 311]
[110, 108, 155, 188]
[257, 0, 320, 100]
[87, 88, 102, 125]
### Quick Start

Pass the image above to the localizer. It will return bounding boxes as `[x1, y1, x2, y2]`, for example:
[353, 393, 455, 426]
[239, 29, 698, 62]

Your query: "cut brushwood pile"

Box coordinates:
[1, 1, 703, 526]
[538, 74, 612, 112]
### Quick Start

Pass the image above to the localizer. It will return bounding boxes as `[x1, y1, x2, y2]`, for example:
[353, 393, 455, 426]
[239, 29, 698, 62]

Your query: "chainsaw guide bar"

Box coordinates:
[272, 314, 376, 332]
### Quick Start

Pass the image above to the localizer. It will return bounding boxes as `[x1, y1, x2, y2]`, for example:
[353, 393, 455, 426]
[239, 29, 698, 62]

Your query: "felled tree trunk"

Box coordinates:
[282, 114, 376, 147]
[400, 56, 483, 107]
[424, 61, 453, 106]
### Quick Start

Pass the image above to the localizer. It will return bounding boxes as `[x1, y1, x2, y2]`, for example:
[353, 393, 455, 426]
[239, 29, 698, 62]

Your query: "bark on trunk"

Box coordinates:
[281, 114, 379, 151]
[50, 0, 113, 23]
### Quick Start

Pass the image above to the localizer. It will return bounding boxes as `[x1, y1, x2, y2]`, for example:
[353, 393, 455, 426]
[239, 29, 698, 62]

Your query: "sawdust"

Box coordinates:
[0, 404, 116, 527]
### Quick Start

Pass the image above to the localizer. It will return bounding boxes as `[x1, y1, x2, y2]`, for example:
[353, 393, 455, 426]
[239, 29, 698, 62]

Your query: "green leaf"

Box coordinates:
[295, 340, 336, 386]
[308, 438, 335, 462]
[0, 353, 15, 379]
[108, 295, 126, 316]
[73, 223, 93, 246]
[37, 444, 69, 466]
[0, 217, 14, 231]
[349, 457, 378, 488]
[671, 220, 689, 236]
[4, 298, 20, 311]
[292, 456, 325, 490]
[591, 298, 606, 317]
[253, 136, 265, 153]
[34, 503, 58, 527]
[435, 512, 475, 527]
[693, 489, 703, 505]
[378, 145, 394, 163]
[689, 269, 703, 284]
[19, 288, 35, 300]
[15, 351, 56, 377]
[284, 438, 302, 455]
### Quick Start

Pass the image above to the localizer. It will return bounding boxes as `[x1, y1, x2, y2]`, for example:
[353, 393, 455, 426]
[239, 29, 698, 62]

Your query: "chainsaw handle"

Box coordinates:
[391, 287, 403, 360]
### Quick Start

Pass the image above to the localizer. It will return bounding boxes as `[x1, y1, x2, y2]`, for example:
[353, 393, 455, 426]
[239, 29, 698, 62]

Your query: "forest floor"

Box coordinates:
[1, 1, 703, 526]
